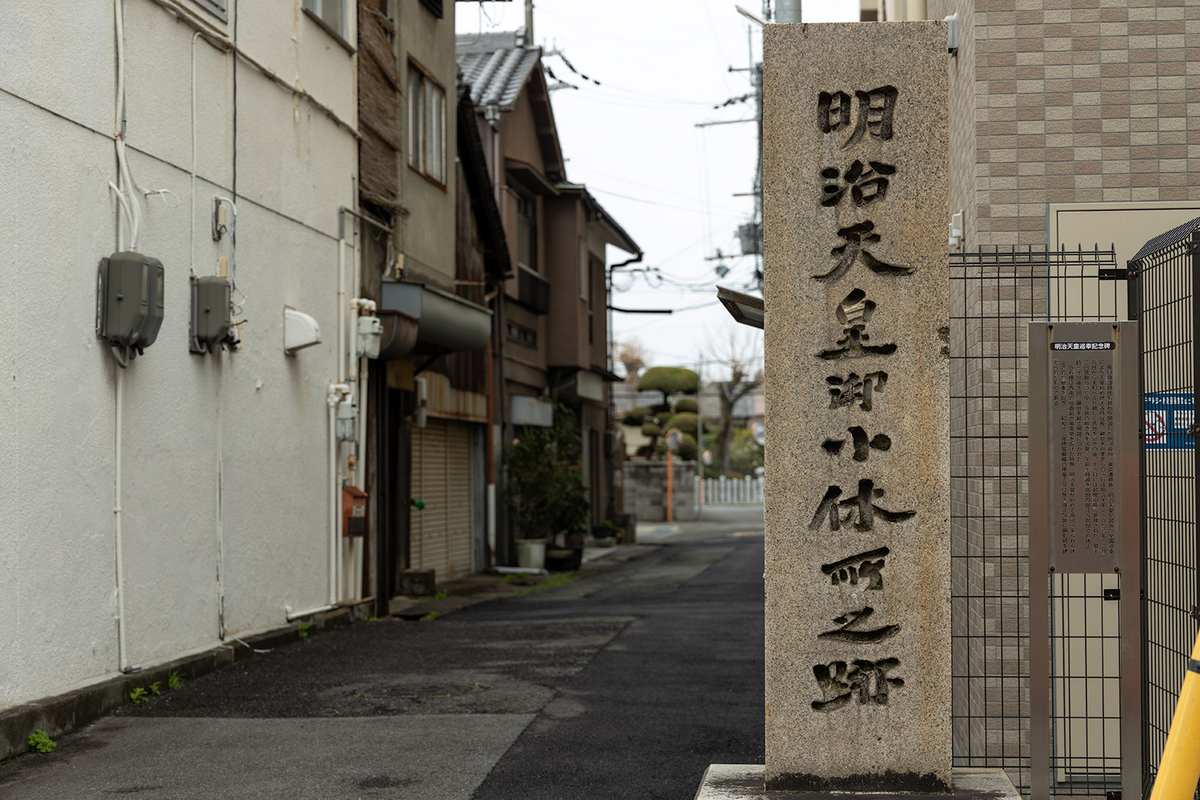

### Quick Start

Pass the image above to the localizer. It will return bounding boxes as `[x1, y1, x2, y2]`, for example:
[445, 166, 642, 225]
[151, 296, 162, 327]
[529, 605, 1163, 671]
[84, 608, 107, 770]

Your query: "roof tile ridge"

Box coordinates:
[483, 48, 526, 108]
[471, 50, 508, 106]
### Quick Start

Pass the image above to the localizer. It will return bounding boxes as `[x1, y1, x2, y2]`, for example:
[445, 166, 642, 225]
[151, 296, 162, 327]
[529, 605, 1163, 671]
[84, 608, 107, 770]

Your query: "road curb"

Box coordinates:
[0, 600, 372, 764]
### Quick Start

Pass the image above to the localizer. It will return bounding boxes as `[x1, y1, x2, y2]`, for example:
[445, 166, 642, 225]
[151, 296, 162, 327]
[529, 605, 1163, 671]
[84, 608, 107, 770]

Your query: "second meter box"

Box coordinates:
[190, 275, 232, 353]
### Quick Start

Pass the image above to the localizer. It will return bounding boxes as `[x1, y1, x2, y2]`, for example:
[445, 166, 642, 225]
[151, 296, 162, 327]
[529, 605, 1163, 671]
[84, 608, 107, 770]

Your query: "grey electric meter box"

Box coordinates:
[190, 275, 232, 353]
[96, 252, 165, 352]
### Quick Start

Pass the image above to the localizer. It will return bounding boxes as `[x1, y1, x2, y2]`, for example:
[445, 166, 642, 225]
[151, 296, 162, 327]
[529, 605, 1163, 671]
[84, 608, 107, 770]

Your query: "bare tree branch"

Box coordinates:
[702, 327, 764, 473]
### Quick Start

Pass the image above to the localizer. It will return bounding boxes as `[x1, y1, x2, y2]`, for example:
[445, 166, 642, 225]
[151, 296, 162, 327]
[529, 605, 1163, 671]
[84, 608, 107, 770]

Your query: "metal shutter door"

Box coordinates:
[412, 420, 448, 581]
[444, 422, 474, 580]
[410, 420, 474, 583]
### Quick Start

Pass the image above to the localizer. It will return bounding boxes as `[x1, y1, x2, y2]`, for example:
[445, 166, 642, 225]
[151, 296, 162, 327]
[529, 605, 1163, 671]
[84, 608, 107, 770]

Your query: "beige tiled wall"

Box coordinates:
[937, 3, 1198, 788]
[964, 0, 1198, 248]
[932, 0, 979, 247]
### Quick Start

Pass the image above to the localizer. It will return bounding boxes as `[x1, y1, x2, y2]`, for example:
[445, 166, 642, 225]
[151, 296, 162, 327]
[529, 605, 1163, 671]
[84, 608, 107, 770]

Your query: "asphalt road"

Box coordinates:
[0, 506, 766, 800]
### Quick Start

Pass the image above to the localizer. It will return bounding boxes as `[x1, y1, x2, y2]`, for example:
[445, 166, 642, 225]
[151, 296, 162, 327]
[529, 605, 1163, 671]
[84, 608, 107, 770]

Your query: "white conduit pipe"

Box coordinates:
[191, 29, 226, 638]
[335, 229, 347, 605]
[114, 366, 138, 672]
[215, 364, 225, 639]
[327, 384, 349, 605]
[328, 395, 338, 606]
[108, 183, 133, 239]
[354, 354, 367, 601]
[337, 237, 347, 386]
[337, 459, 346, 603]
[285, 604, 334, 622]
[110, 0, 139, 675]
[348, 218, 362, 602]
[190, 30, 201, 276]
[117, 139, 141, 250]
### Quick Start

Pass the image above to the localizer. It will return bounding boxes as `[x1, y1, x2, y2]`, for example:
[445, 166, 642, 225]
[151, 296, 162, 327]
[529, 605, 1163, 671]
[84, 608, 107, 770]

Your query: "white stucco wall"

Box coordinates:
[0, 0, 355, 709]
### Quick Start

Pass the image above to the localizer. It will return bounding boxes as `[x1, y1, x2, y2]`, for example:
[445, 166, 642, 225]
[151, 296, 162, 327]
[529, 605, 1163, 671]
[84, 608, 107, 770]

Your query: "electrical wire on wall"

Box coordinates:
[110, 0, 142, 261]
[213, 196, 246, 322]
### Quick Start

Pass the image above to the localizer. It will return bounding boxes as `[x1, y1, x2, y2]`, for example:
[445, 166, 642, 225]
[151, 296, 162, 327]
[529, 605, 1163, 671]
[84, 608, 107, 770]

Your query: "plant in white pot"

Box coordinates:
[505, 404, 590, 570]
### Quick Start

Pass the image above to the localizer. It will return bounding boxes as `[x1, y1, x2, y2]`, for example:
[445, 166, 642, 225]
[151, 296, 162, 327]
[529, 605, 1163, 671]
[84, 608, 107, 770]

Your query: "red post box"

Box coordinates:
[342, 486, 368, 538]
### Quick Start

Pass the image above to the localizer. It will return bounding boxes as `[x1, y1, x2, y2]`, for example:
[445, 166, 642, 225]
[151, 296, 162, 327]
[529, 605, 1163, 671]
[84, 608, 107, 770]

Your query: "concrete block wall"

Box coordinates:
[623, 461, 698, 523]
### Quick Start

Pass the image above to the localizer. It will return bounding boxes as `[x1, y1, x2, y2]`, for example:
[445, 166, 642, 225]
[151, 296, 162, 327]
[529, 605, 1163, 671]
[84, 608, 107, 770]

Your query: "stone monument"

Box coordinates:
[696, 21, 1019, 800]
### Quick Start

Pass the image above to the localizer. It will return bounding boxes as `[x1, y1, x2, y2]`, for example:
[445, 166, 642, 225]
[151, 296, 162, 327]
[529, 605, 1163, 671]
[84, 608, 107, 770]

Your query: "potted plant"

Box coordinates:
[505, 403, 590, 570]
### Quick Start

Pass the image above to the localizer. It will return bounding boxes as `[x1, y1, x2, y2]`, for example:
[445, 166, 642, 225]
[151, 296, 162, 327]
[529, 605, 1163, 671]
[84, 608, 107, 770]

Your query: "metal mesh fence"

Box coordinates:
[950, 246, 1124, 797]
[1129, 230, 1200, 799]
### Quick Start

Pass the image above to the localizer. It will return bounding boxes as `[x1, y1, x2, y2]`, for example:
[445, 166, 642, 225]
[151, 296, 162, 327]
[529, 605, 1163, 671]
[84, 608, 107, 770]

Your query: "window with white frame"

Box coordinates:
[303, 0, 347, 42]
[407, 60, 447, 186]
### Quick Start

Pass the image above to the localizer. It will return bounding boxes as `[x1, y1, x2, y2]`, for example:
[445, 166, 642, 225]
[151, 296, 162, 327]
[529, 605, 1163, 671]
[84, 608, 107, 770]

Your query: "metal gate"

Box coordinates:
[1127, 219, 1200, 799]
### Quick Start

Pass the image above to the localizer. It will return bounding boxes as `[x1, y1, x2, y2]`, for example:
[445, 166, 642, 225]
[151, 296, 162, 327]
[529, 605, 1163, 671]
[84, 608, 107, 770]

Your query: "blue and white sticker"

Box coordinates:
[1144, 392, 1194, 450]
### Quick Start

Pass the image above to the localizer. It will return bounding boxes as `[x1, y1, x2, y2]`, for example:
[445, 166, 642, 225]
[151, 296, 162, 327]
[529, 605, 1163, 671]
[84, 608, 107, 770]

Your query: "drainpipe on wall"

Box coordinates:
[327, 382, 351, 606]
[485, 287, 501, 568]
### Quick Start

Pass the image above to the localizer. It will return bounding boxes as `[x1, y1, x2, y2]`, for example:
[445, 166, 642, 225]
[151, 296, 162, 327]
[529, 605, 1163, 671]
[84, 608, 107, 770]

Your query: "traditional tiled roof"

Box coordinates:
[456, 31, 542, 112]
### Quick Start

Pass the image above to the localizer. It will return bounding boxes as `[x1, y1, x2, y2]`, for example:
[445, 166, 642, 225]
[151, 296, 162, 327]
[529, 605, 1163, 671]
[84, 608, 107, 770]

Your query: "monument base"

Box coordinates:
[694, 766, 1020, 800]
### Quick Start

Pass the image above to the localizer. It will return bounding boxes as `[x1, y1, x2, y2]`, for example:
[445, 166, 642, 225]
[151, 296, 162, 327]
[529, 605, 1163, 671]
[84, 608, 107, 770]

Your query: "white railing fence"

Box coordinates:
[694, 475, 765, 507]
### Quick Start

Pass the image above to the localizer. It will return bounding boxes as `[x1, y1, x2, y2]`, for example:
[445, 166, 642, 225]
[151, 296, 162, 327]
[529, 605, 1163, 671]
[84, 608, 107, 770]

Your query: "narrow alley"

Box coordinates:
[0, 508, 765, 800]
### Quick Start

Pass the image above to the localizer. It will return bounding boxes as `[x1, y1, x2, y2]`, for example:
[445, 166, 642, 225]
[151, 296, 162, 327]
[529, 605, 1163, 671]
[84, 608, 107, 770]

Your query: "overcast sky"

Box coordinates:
[456, 1, 858, 379]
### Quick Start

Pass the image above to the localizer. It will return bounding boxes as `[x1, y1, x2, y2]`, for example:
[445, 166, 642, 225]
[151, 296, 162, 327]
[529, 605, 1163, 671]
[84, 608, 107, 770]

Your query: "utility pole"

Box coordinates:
[775, 0, 801, 23]
[525, 0, 534, 43]
[697, 22, 766, 291]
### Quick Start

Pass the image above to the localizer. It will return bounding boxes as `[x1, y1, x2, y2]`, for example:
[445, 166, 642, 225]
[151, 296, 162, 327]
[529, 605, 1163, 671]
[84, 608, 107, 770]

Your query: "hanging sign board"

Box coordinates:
[1029, 321, 1139, 574]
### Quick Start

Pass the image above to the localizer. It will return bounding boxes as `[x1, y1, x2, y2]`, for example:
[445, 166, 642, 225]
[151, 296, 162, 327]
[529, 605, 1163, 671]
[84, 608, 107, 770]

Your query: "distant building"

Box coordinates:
[458, 30, 641, 543]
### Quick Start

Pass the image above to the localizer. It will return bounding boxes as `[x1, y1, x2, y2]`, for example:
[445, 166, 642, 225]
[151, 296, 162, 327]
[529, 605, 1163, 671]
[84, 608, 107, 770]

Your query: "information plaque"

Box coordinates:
[1028, 321, 1138, 574]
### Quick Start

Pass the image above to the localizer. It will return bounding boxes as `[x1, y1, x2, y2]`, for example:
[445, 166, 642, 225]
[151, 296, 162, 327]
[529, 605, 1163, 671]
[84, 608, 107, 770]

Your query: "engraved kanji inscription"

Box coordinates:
[817, 91, 853, 136]
[822, 426, 892, 460]
[817, 289, 897, 360]
[816, 86, 899, 149]
[821, 160, 897, 208]
[811, 658, 904, 712]
[814, 222, 913, 283]
[808, 479, 917, 533]
[826, 371, 888, 411]
[817, 606, 901, 643]
[821, 546, 890, 590]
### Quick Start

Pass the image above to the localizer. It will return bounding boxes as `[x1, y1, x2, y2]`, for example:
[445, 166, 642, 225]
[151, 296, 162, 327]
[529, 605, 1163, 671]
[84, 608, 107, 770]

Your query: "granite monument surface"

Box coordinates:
[760, 21, 950, 793]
